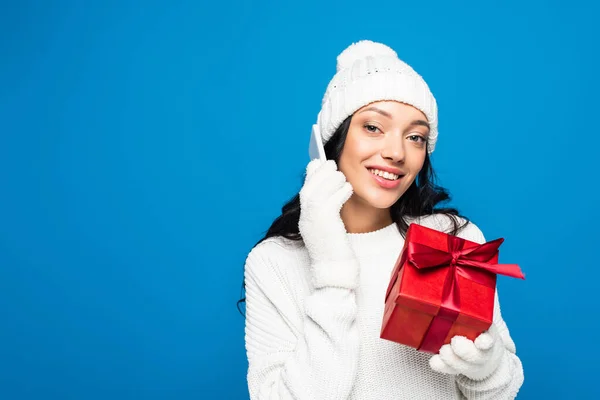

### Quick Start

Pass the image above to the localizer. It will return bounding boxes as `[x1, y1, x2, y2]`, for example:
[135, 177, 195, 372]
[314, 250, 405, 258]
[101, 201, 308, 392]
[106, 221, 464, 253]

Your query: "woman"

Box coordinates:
[242, 40, 524, 399]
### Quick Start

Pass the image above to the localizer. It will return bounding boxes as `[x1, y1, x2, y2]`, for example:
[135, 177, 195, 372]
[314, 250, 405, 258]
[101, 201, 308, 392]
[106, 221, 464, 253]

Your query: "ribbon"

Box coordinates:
[406, 235, 524, 353]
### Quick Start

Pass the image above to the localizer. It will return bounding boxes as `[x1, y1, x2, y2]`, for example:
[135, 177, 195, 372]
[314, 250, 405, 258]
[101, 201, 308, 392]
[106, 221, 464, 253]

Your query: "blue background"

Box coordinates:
[1, 1, 598, 398]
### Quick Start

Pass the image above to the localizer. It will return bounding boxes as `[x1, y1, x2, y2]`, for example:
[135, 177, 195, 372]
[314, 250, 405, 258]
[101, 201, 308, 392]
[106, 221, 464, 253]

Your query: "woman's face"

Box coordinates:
[338, 100, 430, 210]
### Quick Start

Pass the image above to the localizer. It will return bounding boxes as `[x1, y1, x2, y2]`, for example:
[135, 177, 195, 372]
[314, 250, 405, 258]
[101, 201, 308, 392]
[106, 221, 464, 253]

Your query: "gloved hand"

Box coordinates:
[298, 159, 356, 288]
[429, 324, 506, 381]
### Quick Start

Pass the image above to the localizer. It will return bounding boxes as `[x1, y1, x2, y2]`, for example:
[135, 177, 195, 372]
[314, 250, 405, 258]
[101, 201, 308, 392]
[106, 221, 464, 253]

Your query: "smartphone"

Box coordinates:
[308, 124, 327, 160]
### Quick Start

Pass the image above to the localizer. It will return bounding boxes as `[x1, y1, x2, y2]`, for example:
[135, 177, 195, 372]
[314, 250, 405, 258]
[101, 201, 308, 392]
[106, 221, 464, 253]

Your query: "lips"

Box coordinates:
[368, 168, 403, 189]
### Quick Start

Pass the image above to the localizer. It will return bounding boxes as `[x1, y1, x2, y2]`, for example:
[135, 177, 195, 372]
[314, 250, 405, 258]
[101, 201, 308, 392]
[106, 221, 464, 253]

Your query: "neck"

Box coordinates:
[341, 195, 393, 234]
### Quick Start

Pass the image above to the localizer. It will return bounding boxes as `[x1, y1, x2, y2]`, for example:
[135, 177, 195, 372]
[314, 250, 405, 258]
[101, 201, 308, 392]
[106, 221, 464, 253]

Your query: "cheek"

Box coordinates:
[339, 139, 375, 182]
[410, 152, 427, 174]
[400, 175, 418, 191]
[349, 136, 376, 157]
[341, 134, 375, 165]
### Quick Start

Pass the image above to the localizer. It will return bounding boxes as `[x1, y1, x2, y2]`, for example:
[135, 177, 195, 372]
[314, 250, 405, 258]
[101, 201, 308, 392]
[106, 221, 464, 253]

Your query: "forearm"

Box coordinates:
[245, 256, 360, 400]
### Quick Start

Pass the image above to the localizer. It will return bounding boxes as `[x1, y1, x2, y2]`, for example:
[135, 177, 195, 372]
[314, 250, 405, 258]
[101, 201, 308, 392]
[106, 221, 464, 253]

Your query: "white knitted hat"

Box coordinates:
[316, 40, 439, 153]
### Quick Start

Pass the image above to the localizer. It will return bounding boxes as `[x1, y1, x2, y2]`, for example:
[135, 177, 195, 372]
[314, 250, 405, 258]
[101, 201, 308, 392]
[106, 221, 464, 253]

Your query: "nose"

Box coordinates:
[381, 131, 405, 163]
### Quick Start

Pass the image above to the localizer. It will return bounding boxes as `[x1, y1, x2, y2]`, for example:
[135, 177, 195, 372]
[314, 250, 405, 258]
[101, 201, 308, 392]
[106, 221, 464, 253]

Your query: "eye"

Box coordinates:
[407, 134, 426, 144]
[364, 124, 381, 134]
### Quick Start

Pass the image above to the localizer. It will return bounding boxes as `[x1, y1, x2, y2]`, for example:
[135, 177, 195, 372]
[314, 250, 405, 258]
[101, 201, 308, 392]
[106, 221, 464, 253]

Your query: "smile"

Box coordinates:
[367, 168, 404, 189]
[368, 168, 401, 181]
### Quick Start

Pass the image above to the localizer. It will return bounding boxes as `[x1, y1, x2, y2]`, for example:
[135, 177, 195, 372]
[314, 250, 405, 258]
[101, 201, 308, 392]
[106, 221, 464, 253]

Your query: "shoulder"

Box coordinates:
[244, 235, 308, 284]
[408, 214, 486, 244]
[246, 236, 305, 265]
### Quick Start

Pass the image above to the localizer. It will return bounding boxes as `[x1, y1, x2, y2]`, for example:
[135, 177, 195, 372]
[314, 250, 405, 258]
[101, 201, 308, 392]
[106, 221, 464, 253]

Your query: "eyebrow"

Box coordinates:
[359, 106, 393, 119]
[358, 106, 431, 132]
[410, 120, 431, 132]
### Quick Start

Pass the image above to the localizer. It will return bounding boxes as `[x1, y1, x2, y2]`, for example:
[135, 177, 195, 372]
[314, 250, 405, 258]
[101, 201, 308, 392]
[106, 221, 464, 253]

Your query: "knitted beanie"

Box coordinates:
[316, 40, 439, 153]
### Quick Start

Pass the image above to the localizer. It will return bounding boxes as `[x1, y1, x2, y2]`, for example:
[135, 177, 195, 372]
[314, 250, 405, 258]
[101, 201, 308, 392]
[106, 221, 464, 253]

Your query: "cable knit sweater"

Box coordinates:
[244, 214, 524, 399]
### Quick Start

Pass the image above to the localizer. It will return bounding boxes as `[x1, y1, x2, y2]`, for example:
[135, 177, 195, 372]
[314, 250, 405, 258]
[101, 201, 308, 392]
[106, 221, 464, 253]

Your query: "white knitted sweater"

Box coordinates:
[244, 215, 524, 399]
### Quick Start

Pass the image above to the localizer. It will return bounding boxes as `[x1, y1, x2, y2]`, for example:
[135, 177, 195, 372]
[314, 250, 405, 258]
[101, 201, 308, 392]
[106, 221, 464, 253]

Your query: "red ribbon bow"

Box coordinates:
[406, 235, 524, 353]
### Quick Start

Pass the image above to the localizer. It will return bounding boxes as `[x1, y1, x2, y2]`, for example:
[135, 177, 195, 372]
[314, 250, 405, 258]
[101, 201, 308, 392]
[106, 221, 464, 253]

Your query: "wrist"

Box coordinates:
[310, 258, 359, 289]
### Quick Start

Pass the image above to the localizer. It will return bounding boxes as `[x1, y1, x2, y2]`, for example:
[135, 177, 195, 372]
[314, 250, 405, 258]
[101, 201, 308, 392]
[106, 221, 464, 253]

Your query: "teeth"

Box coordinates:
[369, 168, 400, 181]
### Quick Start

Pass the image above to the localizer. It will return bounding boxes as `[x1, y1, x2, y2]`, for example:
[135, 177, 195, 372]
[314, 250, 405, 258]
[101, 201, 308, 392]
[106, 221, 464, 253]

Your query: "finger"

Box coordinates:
[304, 168, 346, 203]
[429, 354, 458, 375]
[304, 159, 338, 187]
[451, 335, 487, 365]
[305, 158, 326, 181]
[485, 322, 515, 352]
[306, 158, 337, 180]
[474, 332, 495, 351]
[439, 342, 472, 374]
[500, 330, 517, 354]
[301, 160, 339, 200]
[329, 181, 353, 211]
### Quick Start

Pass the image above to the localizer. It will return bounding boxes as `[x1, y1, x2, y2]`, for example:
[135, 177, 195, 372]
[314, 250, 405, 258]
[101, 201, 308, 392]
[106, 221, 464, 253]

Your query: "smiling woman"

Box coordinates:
[339, 101, 431, 233]
[240, 40, 524, 400]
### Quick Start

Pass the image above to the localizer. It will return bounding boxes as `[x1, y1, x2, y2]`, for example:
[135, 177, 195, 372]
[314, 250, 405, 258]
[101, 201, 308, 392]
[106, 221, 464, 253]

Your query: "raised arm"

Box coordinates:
[245, 159, 361, 399]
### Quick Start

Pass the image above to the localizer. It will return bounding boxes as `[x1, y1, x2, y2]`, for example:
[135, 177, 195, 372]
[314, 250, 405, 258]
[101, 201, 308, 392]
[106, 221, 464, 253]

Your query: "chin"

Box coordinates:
[356, 190, 402, 209]
[369, 198, 399, 209]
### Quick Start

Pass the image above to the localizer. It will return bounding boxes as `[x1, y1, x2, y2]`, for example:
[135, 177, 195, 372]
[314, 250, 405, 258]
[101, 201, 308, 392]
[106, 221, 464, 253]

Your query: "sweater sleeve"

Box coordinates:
[454, 222, 525, 399]
[244, 240, 360, 400]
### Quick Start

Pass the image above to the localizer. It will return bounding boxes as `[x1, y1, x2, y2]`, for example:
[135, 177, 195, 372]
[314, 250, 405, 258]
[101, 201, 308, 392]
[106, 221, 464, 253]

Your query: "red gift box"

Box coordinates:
[380, 223, 524, 354]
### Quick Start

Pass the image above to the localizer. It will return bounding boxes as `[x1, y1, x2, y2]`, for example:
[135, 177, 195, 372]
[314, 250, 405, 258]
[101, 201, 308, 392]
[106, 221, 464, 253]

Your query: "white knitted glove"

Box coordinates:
[298, 159, 357, 289]
[429, 324, 506, 381]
